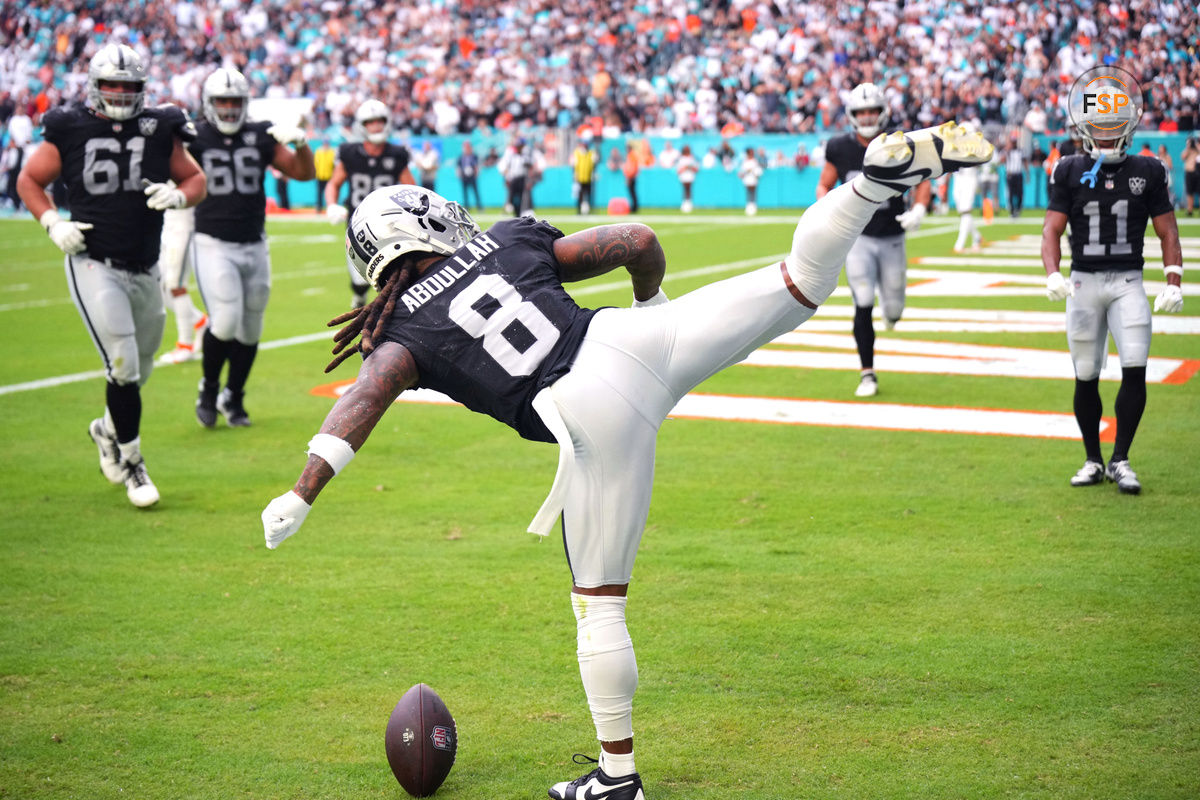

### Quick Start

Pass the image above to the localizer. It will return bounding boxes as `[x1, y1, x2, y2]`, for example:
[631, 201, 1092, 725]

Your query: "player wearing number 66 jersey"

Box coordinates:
[324, 99, 415, 309]
[17, 44, 207, 509]
[188, 67, 315, 430]
[1042, 89, 1184, 495]
[258, 120, 995, 800]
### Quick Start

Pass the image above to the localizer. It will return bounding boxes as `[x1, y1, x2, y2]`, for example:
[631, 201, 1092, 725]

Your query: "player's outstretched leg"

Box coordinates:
[860, 121, 995, 196]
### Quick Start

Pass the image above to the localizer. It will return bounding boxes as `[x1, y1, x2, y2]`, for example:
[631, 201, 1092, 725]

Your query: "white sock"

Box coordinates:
[600, 748, 636, 777]
[572, 593, 638, 744]
[117, 437, 141, 463]
[785, 181, 882, 305]
[171, 293, 199, 344]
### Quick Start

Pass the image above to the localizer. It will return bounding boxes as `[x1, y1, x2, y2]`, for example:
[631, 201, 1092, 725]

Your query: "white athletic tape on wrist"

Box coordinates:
[632, 288, 668, 308]
[306, 433, 355, 476]
[1164, 265, 1184, 278]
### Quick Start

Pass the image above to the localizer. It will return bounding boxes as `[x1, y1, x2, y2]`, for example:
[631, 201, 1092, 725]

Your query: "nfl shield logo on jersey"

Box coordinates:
[139, 117, 157, 136]
[1128, 176, 1146, 195]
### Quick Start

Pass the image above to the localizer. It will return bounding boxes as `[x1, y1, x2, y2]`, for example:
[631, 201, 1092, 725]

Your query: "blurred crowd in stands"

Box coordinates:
[3, 0, 1197, 142]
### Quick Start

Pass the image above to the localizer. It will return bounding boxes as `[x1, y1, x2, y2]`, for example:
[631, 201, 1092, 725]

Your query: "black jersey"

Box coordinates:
[379, 216, 599, 443]
[42, 102, 195, 265]
[1048, 154, 1172, 273]
[337, 142, 412, 212]
[824, 132, 906, 238]
[189, 120, 278, 242]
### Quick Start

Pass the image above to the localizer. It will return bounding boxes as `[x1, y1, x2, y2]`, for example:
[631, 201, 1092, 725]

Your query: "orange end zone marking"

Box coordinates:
[311, 378, 354, 398]
[1099, 416, 1117, 444]
[1162, 359, 1200, 385]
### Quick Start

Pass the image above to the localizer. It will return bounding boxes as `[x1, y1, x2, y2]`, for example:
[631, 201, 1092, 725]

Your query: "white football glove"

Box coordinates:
[326, 203, 349, 225]
[39, 209, 92, 255]
[268, 124, 307, 146]
[1046, 271, 1073, 301]
[262, 490, 312, 550]
[895, 202, 927, 232]
[143, 179, 187, 211]
[632, 288, 669, 308]
[1154, 284, 1183, 313]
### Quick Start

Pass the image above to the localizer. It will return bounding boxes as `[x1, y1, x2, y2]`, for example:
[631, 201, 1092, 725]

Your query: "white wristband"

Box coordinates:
[39, 209, 62, 230]
[306, 433, 356, 476]
[632, 288, 669, 308]
[1164, 265, 1183, 278]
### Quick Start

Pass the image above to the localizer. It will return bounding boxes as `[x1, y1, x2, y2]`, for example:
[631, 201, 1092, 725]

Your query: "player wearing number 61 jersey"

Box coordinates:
[324, 99, 415, 309]
[188, 67, 315, 430]
[16, 44, 207, 509]
[1042, 90, 1184, 495]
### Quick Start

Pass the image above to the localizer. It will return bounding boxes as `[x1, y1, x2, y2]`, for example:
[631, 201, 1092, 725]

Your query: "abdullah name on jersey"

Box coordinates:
[338, 141, 413, 214]
[189, 119, 279, 243]
[824, 131, 907, 238]
[378, 216, 598, 443]
[42, 102, 196, 266]
[1048, 153, 1173, 272]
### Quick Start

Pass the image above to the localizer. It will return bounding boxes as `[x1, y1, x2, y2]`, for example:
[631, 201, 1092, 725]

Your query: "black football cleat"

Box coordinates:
[217, 388, 252, 427]
[549, 755, 646, 800]
[196, 379, 218, 428]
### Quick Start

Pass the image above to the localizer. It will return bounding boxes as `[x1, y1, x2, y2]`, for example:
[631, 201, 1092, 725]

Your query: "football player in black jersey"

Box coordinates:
[260, 123, 995, 800]
[817, 83, 933, 397]
[324, 99, 415, 309]
[189, 68, 315, 429]
[17, 44, 207, 508]
[1042, 87, 1184, 494]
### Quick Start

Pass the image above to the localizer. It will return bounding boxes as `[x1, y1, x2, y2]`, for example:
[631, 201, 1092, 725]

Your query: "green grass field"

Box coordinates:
[1, 208, 1198, 799]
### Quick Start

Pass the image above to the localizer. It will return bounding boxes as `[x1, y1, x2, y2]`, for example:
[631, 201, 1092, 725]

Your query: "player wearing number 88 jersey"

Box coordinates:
[1043, 144, 1184, 493]
[324, 99, 415, 309]
[188, 68, 315, 429]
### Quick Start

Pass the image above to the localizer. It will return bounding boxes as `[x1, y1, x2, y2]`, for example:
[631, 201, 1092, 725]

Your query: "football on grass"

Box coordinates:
[385, 683, 457, 797]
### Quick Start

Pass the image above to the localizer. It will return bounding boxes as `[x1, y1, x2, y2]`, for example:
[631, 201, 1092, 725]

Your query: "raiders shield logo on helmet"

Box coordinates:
[390, 186, 431, 215]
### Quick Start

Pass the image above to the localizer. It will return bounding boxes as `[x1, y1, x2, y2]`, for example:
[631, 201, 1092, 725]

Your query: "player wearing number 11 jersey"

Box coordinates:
[1042, 87, 1184, 494]
[17, 44, 207, 509]
[188, 67, 315, 430]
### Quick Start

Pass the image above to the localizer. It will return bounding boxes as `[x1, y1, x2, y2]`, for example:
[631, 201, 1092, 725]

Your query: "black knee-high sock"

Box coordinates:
[1111, 366, 1146, 463]
[225, 341, 259, 397]
[853, 306, 875, 370]
[201, 328, 232, 392]
[1073, 377, 1104, 463]
[106, 381, 142, 444]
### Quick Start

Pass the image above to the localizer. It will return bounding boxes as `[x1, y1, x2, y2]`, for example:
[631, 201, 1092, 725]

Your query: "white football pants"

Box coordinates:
[192, 232, 271, 344]
[65, 255, 165, 386]
[844, 233, 907, 322]
[534, 181, 881, 588]
[1066, 270, 1151, 381]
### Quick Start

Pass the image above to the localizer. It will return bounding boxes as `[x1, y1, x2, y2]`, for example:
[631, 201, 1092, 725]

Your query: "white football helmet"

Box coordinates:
[202, 68, 251, 135]
[845, 83, 889, 139]
[347, 186, 481, 290]
[87, 44, 147, 121]
[353, 99, 392, 144]
[1078, 86, 1142, 164]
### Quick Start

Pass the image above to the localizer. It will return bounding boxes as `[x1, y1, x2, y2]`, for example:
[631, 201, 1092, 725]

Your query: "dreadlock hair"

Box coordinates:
[325, 256, 420, 372]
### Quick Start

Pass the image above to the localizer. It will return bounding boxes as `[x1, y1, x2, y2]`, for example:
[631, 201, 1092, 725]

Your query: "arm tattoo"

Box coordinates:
[292, 343, 417, 502]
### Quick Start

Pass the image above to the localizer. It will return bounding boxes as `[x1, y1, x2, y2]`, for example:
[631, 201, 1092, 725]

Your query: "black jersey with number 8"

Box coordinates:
[379, 217, 599, 443]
